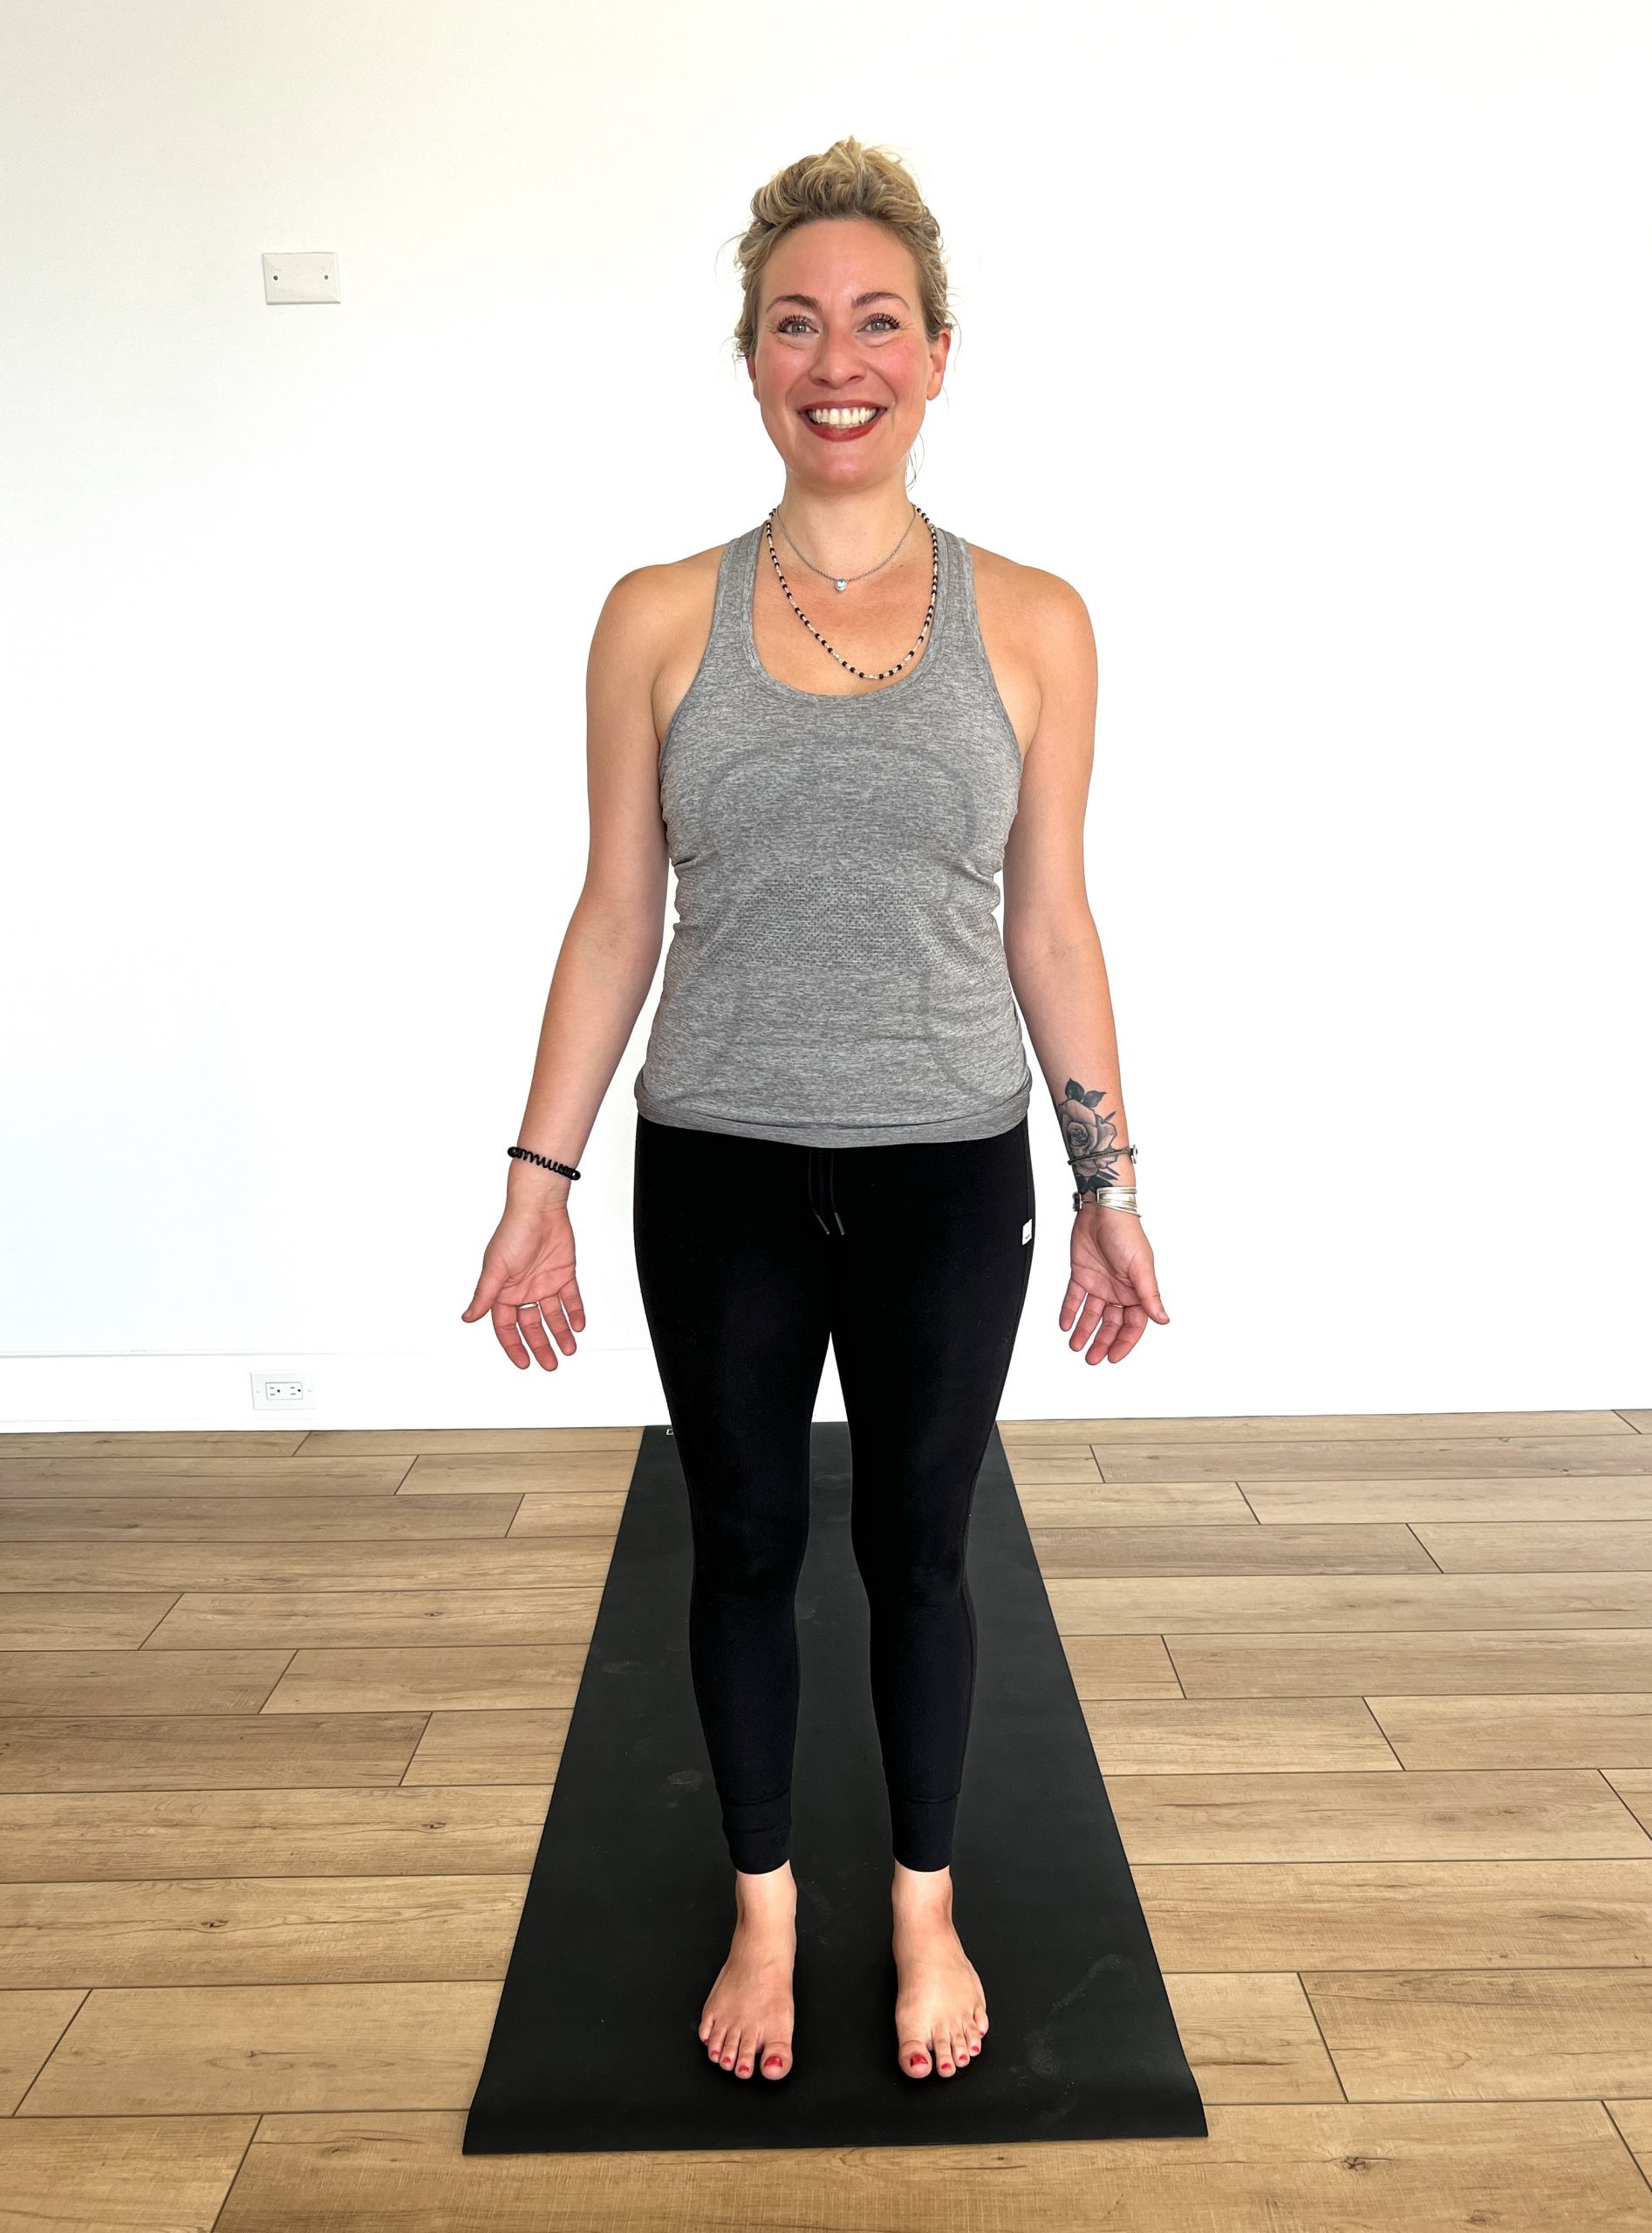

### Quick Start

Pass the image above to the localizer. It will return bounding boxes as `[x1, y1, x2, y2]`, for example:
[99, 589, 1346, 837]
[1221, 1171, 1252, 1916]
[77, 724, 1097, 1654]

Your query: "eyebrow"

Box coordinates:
[768, 290, 909, 312]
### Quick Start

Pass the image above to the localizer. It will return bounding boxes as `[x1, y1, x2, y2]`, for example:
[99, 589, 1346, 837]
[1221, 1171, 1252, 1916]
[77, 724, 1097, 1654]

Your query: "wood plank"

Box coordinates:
[0, 1541, 618, 1592]
[261, 1646, 588, 1714]
[1059, 1635, 1182, 1697]
[16, 1980, 500, 2113]
[0, 1590, 181, 1649]
[1610, 1775, 1652, 1838]
[147, 1588, 603, 1649]
[1246, 1478, 1652, 1524]
[1082, 1698, 1398, 1774]
[1049, 1572, 1652, 1634]
[397, 1452, 636, 1494]
[1108, 1770, 1652, 1863]
[1369, 1695, 1652, 1770]
[0, 1873, 528, 1988]
[1619, 1413, 1652, 1435]
[1100, 1439, 1652, 1482]
[213, 2102, 1652, 2232]
[0, 1786, 550, 1883]
[1136, 1860, 1652, 1971]
[0, 1713, 427, 1793]
[0, 1456, 413, 1494]
[1418, 1523, 1652, 1572]
[987, 1474, 1257, 1523]
[0, 1430, 305, 1456]
[403, 1710, 568, 1784]
[0, 2114, 256, 2230]
[0, 1494, 528, 1542]
[1030, 1523, 1434, 1577]
[1612, 2099, 1652, 2177]
[999, 1410, 1636, 1445]
[1163, 1972, 1342, 2102]
[10, 1972, 1327, 2118]
[1304, 1966, 1652, 2100]
[0, 1648, 293, 1716]
[0, 1988, 85, 2113]
[1171, 1629, 1652, 1698]
[299, 1427, 642, 1454]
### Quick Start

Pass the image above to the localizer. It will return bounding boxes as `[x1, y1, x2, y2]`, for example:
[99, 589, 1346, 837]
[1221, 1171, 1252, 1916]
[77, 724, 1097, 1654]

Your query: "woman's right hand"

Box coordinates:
[460, 1198, 586, 1370]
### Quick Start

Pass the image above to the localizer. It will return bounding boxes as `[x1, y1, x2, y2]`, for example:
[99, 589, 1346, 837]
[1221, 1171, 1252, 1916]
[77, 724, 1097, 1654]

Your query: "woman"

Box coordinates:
[462, 139, 1168, 2091]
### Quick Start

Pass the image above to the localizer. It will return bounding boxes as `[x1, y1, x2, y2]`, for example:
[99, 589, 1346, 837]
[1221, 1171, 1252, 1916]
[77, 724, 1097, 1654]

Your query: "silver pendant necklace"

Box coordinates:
[761, 505, 939, 682]
[771, 501, 922, 591]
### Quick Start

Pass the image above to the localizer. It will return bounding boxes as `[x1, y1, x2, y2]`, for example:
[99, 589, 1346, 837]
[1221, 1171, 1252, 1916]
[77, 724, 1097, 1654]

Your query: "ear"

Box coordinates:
[926, 325, 952, 401]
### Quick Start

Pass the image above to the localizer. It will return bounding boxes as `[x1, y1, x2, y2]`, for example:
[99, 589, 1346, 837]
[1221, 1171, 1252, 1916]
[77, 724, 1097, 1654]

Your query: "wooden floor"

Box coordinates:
[3, 1408, 1652, 2230]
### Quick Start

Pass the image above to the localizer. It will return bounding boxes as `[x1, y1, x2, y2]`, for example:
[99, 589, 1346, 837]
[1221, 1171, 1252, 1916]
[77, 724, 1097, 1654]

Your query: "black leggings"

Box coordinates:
[631, 1110, 1036, 1874]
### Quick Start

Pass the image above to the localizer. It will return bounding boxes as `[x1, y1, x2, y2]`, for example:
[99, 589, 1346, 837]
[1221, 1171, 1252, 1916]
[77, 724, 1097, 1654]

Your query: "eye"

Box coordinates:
[864, 312, 900, 331]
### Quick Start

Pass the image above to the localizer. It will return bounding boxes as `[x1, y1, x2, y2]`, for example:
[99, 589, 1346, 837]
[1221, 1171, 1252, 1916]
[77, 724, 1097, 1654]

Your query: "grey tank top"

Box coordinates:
[632, 518, 1034, 1149]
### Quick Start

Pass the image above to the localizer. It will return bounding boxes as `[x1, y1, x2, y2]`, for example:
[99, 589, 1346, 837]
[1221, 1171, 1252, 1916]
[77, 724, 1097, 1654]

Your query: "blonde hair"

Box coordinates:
[728, 137, 955, 365]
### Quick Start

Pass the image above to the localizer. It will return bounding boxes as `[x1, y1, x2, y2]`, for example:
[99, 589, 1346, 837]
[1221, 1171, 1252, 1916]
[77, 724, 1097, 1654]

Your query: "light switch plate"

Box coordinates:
[262, 250, 340, 304]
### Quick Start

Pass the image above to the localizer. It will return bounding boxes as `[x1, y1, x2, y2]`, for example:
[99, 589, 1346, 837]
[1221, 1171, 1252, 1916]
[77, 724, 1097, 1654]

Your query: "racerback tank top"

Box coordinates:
[632, 517, 1034, 1149]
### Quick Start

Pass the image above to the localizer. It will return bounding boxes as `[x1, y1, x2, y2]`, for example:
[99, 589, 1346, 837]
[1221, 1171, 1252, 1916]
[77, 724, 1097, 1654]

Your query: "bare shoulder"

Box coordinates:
[588, 540, 729, 746]
[961, 541, 1095, 759]
[593, 539, 725, 653]
[966, 539, 1094, 658]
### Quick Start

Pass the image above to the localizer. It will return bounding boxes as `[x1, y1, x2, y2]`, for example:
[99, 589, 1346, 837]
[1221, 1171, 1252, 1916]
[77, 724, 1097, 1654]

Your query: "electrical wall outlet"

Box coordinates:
[262, 250, 340, 304]
[252, 1372, 315, 1410]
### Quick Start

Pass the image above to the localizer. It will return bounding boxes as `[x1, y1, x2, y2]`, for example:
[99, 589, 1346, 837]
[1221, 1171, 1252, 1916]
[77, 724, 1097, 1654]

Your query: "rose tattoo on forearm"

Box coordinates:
[1056, 1076, 1131, 1207]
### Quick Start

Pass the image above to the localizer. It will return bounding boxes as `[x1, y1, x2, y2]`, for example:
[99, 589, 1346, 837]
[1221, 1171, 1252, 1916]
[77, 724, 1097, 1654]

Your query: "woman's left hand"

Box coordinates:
[1060, 1208, 1171, 1364]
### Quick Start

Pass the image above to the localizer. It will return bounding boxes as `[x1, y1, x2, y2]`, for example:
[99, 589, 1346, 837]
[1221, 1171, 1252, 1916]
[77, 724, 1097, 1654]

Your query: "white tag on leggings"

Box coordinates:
[1021, 1217, 1034, 1243]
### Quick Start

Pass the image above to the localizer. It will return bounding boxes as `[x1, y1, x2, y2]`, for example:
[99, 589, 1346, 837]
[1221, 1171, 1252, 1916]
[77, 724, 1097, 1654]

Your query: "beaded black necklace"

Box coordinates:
[760, 504, 939, 683]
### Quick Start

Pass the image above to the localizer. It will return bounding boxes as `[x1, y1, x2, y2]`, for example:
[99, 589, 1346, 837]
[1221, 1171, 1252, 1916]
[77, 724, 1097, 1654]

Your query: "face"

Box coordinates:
[747, 216, 949, 487]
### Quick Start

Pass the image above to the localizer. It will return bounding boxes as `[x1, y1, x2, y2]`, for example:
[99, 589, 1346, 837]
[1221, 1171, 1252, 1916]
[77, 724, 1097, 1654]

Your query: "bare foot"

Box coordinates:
[891, 1861, 988, 2078]
[698, 1860, 797, 2079]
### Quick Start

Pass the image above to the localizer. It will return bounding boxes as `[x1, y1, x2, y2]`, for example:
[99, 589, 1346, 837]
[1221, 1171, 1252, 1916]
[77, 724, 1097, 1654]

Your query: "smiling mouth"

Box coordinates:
[800, 405, 886, 439]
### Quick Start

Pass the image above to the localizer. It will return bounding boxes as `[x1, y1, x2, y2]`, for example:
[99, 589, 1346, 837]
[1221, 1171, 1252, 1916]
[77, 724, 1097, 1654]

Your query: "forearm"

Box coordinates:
[508, 903, 661, 1209]
[1006, 925, 1136, 1206]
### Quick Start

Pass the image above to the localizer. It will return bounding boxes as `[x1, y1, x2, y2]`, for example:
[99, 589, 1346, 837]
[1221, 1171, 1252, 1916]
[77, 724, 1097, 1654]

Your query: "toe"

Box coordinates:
[732, 2031, 754, 2079]
[900, 2037, 932, 2077]
[760, 2039, 792, 2079]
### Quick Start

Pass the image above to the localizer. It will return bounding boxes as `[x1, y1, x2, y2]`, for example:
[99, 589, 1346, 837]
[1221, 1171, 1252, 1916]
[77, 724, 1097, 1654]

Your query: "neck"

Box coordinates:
[772, 478, 922, 572]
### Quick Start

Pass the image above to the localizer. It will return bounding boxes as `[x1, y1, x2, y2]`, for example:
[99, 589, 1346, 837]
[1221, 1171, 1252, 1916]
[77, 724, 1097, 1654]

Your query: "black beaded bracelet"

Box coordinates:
[506, 1145, 582, 1181]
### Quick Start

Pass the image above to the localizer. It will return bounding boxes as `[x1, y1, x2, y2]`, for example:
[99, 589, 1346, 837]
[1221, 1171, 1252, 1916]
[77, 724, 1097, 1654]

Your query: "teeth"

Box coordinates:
[806, 406, 879, 427]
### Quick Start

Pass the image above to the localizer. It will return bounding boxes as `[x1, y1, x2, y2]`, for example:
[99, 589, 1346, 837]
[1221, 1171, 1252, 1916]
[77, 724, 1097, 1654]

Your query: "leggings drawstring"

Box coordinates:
[808, 1145, 845, 1236]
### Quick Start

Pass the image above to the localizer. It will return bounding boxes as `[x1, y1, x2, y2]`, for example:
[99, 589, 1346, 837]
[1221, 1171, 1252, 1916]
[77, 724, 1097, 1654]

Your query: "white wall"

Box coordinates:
[3, 0, 1649, 1431]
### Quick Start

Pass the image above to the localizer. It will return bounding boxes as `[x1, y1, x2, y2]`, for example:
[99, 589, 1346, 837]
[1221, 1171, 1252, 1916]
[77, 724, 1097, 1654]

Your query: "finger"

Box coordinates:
[488, 1300, 540, 1370]
[1132, 1267, 1171, 1324]
[509, 1301, 563, 1372]
[461, 1274, 502, 1323]
[1065, 1285, 1109, 1354]
[560, 1276, 587, 1336]
[1082, 1300, 1125, 1363]
[532, 1294, 577, 1362]
[1094, 1301, 1148, 1364]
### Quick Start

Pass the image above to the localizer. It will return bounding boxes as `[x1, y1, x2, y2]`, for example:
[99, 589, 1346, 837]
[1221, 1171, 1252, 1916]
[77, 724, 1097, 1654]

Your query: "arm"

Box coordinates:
[1001, 572, 1170, 1364]
[460, 565, 675, 1369]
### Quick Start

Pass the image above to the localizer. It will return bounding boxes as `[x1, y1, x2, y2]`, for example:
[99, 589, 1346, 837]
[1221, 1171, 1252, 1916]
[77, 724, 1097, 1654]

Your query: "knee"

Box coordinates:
[692, 1513, 807, 1601]
[857, 1538, 968, 1610]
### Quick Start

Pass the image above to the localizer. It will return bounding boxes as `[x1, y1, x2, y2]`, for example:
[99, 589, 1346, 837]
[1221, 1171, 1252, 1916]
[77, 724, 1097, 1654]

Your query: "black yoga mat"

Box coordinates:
[463, 1419, 1206, 2152]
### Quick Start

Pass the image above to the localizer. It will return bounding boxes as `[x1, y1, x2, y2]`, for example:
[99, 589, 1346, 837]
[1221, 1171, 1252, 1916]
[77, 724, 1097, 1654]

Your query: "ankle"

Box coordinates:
[734, 1861, 796, 1910]
[891, 1861, 953, 1910]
